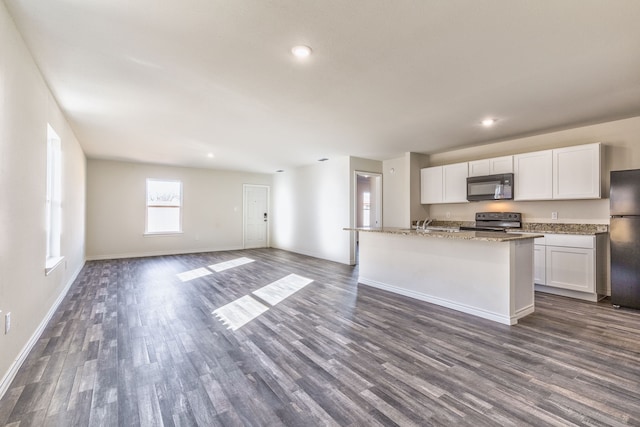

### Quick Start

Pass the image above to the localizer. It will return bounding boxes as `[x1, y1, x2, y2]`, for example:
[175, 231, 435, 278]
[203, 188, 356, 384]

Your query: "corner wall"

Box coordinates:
[0, 3, 86, 397]
[271, 157, 353, 264]
[383, 153, 429, 228]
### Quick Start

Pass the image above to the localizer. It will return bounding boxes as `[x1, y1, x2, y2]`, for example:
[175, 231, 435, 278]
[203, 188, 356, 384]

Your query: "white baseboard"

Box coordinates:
[86, 246, 244, 261]
[0, 261, 85, 400]
[269, 244, 351, 265]
[534, 284, 603, 302]
[359, 277, 525, 326]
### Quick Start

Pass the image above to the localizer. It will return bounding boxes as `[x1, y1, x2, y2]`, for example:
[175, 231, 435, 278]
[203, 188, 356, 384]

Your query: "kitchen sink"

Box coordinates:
[398, 227, 461, 233]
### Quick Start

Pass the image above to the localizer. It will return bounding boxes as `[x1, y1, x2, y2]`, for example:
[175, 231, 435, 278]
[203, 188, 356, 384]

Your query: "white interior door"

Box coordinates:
[244, 185, 269, 248]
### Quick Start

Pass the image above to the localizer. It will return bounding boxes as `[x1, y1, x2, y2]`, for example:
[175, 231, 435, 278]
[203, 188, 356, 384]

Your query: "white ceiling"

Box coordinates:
[5, 1, 640, 174]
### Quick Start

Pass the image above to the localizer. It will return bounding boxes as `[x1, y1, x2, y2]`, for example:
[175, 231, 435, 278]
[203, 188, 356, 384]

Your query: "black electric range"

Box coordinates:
[460, 212, 522, 233]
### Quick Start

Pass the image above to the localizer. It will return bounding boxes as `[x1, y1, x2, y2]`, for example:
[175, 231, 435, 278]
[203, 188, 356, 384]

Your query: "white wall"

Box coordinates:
[382, 156, 408, 227]
[382, 153, 429, 228]
[271, 157, 353, 264]
[86, 159, 272, 259]
[0, 3, 86, 397]
[424, 116, 640, 224]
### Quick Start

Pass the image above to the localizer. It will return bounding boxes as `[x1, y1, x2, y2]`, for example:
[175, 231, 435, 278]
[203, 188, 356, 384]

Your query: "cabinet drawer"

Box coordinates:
[544, 234, 594, 249]
[514, 232, 545, 245]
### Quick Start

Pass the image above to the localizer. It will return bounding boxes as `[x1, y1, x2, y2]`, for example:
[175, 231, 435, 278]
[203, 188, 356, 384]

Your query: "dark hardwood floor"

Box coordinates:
[1, 248, 639, 426]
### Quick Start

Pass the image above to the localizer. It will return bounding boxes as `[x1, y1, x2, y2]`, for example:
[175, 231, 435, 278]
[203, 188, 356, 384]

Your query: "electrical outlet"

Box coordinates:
[5, 312, 11, 334]
[446, 212, 451, 219]
[551, 211, 558, 220]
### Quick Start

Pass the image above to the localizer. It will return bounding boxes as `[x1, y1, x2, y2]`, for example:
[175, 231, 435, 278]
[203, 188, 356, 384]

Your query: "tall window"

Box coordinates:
[146, 179, 182, 234]
[46, 124, 62, 271]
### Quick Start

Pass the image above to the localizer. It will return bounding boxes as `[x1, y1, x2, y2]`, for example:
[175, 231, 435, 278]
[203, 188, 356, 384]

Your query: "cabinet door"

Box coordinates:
[514, 150, 553, 200]
[421, 167, 443, 204]
[553, 143, 601, 199]
[442, 162, 468, 203]
[545, 246, 595, 293]
[468, 156, 513, 177]
[534, 245, 546, 285]
[468, 159, 490, 177]
[490, 155, 513, 174]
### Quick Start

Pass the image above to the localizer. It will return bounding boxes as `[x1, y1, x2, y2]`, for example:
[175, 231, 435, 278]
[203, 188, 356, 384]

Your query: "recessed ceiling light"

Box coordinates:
[207, 153, 214, 158]
[318, 158, 329, 162]
[481, 118, 497, 127]
[276, 169, 284, 173]
[291, 45, 312, 58]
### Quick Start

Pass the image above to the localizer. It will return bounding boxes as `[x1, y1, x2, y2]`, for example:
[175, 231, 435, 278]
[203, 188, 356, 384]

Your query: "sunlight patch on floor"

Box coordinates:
[177, 267, 212, 282]
[212, 273, 314, 330]
[209, 257, 255, 272]
[252, 274, 313, 306]
[213, 295, 269, 331]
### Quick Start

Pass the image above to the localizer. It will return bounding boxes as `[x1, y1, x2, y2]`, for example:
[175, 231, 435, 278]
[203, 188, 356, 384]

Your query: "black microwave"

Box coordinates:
[467, 173, 514, 201]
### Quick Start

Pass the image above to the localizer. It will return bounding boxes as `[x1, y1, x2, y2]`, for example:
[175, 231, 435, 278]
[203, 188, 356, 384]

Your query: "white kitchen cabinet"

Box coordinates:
[468, 155, 513, 177]
[421, 162, 468, 204]
[443, 162, 468, 203]
[546, 246, 595, 293]
[533, 245, 546, 285]
[553, 143, 601, 199]
[514, 150, 553, 200]
[531, 233, 606, 302]
[420, 166, 443, 204]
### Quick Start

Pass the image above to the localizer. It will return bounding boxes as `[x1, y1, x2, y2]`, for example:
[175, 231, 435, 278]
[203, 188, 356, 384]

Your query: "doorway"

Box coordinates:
[243, 184, 270, 248]
[354, 171, 382, 263]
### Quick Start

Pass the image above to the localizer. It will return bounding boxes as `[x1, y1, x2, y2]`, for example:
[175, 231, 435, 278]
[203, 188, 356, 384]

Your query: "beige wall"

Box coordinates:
[86, 159, 272, 259]
[0, 3, 86, 396]
[424, 116, 640, 223]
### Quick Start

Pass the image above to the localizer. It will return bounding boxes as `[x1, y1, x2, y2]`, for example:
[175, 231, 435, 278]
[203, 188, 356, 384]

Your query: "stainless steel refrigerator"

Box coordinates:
[610, 169, 640, 309]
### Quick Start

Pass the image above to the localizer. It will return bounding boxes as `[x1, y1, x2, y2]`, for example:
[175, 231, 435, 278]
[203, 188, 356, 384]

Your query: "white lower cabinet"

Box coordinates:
[530, 233, 606, 302]
[545, 245, 594, 293]
[533, 245, 546, 285]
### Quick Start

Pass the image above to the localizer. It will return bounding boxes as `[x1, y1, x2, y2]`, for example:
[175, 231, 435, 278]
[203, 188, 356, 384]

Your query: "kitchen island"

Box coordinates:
[347, 227, 541, 325]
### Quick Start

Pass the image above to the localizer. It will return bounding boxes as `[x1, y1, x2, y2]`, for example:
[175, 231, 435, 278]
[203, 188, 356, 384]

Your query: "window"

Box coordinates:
[146, 179, 182, 234]
[45, 124, 63, 274]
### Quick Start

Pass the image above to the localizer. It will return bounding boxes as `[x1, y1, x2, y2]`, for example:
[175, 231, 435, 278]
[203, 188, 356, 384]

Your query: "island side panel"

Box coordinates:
[511, 239, 535, 318]
[358, 232, 532, 325]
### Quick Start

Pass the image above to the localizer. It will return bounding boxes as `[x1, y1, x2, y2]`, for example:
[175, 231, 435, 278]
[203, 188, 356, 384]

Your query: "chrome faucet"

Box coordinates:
[421, 218, 433, 230]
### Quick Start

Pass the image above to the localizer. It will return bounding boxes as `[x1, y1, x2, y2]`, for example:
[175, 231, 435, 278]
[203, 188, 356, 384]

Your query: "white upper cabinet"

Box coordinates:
[514, 143, 601, 201]
[468, 155, 513, 177]
[421, 166, 443, 204]
[553, 143, 601, 199]
[443, 162, 469, 203]
[514, 150, 553, 200]
[423, 142, 601, 203]
[421, 162, 468, 204]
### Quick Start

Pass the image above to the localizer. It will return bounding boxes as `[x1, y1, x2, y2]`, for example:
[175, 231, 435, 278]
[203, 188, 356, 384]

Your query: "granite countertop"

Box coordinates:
[514, 222, 608, 235]
[427, 221, 608, 235]
[344, 227, 542, 242]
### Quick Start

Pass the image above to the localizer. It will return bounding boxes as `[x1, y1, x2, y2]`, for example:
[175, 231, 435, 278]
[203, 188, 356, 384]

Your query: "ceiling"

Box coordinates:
[5, 1, 640, 174]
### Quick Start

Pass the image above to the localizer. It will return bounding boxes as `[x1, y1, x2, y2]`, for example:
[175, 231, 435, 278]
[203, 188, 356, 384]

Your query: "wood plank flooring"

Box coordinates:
[1, 248, 640, 426]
